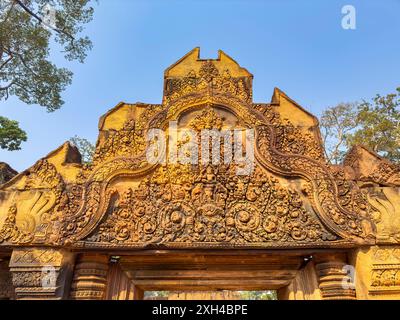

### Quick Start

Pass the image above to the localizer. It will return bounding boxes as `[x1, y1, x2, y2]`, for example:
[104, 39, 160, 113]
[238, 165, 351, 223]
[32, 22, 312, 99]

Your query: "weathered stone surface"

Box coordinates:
[0, 162, 17, 185]
[9, 248, 75, 300]
[0, 48, 399, 299]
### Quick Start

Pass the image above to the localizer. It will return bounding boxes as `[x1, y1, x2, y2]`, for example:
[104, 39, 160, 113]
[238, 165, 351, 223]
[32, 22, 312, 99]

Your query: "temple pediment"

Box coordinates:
[344, 145, 400, 187]
[0, 49, 383, 249]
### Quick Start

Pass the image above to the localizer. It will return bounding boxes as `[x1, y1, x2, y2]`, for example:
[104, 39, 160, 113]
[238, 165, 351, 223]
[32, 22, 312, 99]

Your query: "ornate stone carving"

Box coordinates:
[368, 188, 400, 244]
[70, 255, 109, 300]
[24, 159, 64, 190]
[316, 260, 356, 300]
[92, 105, 163, 166]
[0, 158, 65, 245]
[0, 49, 382, 249]
[368, 246, 400, 295]
[1, 48, 400, 300]
[85, 163, 337, 246]
[189, 107, 224, 131]
[0, 205, 33, 244]
[9, 248, 75, 300]
[371, 267, 400, 289]
[344, 145, 400, 187]
[254, 103, 325, 161]
[256, 124, 375, 241]
[165, 61, 252, 104]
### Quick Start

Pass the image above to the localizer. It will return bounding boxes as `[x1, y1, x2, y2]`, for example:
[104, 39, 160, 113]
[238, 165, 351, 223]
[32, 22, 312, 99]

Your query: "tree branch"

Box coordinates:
[0, 81, 14, 91]
[14, 0, 75, 41]
[0, 55, 13, 71]
[4, 48, 38, 77]
[0, 81, 14, 99]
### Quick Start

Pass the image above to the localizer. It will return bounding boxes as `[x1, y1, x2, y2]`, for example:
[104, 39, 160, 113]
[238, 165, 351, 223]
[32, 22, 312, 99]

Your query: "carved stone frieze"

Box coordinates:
[367, 246, 400, 295]
[0, 205, 33, 244]
[86, 164, 337, 246]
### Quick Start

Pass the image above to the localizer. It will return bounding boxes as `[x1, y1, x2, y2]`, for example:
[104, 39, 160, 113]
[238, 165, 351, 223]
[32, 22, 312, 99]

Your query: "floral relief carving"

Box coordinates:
[92, 105, 163, 166]
[371, 267, 400, 288]
[365, 247, 400, 292]
[11, 271, 43, 288]
[256, 124, 375, 241]
[86, 163, 337, 246]
[165, 61, 252, 103]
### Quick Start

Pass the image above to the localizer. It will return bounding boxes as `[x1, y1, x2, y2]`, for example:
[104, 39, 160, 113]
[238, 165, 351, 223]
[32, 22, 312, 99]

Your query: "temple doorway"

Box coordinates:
[101, 250, 332, 300]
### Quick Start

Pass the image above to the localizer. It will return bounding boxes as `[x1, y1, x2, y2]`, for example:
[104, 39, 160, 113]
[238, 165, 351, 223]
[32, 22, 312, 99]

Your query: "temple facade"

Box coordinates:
[0, 48, 399, 300]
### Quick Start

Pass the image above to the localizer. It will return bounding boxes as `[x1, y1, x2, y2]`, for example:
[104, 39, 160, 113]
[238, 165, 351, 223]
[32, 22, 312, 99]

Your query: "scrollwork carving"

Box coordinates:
[255, 124, 375, 241]
[86, 163, 337, 246]
[165, 61, 252, 104]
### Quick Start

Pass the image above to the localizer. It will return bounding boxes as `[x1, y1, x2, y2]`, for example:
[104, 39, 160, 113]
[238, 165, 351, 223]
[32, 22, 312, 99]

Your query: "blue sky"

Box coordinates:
[1, 0, 399, 171]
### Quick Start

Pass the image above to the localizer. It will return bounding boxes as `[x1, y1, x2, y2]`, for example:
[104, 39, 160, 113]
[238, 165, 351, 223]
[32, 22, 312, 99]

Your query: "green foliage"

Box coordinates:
[0, 0, 95, 150]
[70, 135, 95, 164]
[144, 291, 170, 299]
[320, 88, 400, 164]
[238, 290, 277, 300]
[0, 116, 27, 150]
[347, 88, 400, 162]
[143, 290, 278, 300]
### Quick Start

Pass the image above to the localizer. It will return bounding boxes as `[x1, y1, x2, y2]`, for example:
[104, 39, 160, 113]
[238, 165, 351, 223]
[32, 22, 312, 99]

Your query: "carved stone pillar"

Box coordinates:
[0, 258, 14, 300]
[9, 248, 75, 300]
[350, 246, 400, 299]
[70, 254, 109, 300]
[314, 253, 356, 300]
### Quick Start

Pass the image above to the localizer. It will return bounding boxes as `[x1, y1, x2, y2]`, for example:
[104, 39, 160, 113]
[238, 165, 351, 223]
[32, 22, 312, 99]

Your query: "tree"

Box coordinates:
[320, 88, 400, 164]
[347, 88, 400, 162]
[0, 0, 96, 150]
[144, 291, 169, 299]
[69, 135, 94, 164]
[0, 115, 27, 150]
[320, 103, 358, 164]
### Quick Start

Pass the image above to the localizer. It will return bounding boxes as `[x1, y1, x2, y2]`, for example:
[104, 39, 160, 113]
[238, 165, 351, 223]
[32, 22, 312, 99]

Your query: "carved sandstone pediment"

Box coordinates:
[0, 48, 381, 249]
